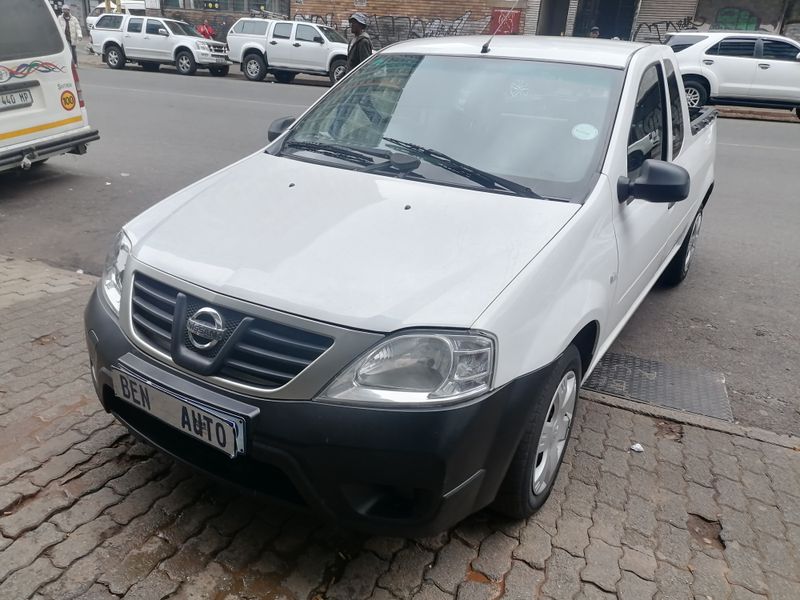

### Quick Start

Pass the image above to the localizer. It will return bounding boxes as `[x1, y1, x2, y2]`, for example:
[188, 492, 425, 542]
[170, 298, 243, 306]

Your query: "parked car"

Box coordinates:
[85, 37, 716, 535]
[90, 14, 230, 76]
[666, 31, 800, 118]
[85, 1, 146, 30]
[226, 17, 348, 84]
[1, 0, 99, 172]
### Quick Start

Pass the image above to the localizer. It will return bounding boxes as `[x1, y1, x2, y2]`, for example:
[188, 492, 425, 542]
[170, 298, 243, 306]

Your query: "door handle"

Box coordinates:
[702, 59, 714, 65]
[293, 43, 301, 47]
[270, 40, 278, 45]
[758, 63, 771, 69]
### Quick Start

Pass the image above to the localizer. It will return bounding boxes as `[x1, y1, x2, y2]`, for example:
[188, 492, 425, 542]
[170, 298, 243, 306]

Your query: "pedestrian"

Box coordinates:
[589, 26, 600, 38]
[346, 13, 372, 73]
[58, 6, 83, 66]
[197, 19, 215, 40]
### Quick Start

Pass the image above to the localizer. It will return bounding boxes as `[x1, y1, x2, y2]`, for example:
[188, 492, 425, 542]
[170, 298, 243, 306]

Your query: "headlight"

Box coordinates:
[101, 230, 131, 314]
[317, 332, 495, 406]
[195, 41, 210, 51]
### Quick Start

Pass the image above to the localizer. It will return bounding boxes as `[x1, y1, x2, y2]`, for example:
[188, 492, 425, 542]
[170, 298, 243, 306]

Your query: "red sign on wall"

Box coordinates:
[489, 9, 522, 35]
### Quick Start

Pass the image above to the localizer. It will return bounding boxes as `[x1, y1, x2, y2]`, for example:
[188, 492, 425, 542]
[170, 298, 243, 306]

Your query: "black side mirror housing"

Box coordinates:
[268, 116, 296, 142]
[618, 159, 691, 204]
[314, 35, 324, 44]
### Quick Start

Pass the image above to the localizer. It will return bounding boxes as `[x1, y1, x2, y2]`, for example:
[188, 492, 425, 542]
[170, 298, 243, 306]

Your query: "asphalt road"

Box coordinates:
[1, 65, 798, 436]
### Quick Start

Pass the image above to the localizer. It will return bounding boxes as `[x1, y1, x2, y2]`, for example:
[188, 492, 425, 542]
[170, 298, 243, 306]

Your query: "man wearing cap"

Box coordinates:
[347, 13, 373, 72]
[58, 6, 83, 65]
[589, 26, 600, 38]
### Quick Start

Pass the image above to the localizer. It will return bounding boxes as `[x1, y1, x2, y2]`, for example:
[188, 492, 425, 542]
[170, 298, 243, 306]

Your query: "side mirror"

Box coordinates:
[617, 159, 691, 204]
[158, 28, 169, 36]
[314, 35, 324, 44]
[268, 116, 296, 142]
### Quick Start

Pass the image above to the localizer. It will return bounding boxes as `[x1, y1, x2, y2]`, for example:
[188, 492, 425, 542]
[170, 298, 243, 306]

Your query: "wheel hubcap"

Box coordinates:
[247, 61, 259, 77]
[108, 51, 118, 65]
[533, 371, 577, 495]
[178, 57, 190, 71]
[685, 87, 700, 107]
[683, 212, 702, 274]
[333, 66, 346, 81]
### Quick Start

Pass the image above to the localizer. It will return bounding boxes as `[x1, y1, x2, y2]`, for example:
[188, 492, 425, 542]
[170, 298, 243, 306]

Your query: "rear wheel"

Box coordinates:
[329, 58, 347, 84]
[105, 45, 125, 70]
[493, 345, 582, 519]
[175, 51, 197, 76]
[140, 61, 160, 72]
[684, 80, 708, 108]
[243, 54, 267, 82]
[660, 209, 703, 286]
[273, 71, 296, 84]
[209, 65, 229, 77]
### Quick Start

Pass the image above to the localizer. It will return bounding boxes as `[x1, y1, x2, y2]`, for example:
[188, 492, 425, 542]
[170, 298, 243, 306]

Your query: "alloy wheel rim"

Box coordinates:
[533, 371, 577, 495]
[685, 87, 700, 107]
[108, 50, 119, 65]
[684, 212, 703, 273]
[333, 65, 346, 81]
[178, 56, 190, 72]
[246, 60, 260, 77]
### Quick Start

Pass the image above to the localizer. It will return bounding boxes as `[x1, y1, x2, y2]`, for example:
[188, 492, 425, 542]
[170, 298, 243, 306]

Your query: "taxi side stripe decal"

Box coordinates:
[0, 115, 83, 141]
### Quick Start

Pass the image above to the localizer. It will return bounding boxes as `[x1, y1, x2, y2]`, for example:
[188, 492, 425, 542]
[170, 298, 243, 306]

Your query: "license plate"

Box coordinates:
[214, 57, 227, 63]
[112, 370, 244, 457]
[0, 90, 33, 113]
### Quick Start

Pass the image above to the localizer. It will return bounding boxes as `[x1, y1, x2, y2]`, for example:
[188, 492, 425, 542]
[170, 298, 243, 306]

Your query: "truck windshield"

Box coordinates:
[166, 21, 202, 37]
[1, 0, 64, 62]
[320, 26, 347, 44]
[280, 54, 623, 202]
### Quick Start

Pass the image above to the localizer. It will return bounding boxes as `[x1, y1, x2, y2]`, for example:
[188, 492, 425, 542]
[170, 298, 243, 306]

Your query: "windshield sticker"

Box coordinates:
[0, 61, 66, 83]
[572, 123, 599, 141]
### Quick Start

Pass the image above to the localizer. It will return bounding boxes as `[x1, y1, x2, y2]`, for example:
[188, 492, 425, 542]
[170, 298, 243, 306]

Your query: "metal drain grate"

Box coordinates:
[584, 352, 733, 421]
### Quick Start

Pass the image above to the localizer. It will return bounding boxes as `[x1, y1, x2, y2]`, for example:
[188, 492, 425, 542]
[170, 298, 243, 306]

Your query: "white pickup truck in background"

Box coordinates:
[86, 37, 716, 535]
[226, 18, 349, 84]
[90, 14, 230, 76]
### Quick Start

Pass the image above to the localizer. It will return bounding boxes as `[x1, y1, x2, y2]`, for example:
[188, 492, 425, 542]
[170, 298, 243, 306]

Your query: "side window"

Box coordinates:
[231, 21, 245, 34]
[716, 38, 757, 57]
[295, 24, 318, 42]
[127, 18, 143, 34]
[242, 21, 269, 35]
[96, 15, 124, 29]
[664, 61, 684, 158]
[627, 64, 666, 179]
[273, 23, 292, 40]
[146, 19, 163, 35]
[762, 40, 800, 61]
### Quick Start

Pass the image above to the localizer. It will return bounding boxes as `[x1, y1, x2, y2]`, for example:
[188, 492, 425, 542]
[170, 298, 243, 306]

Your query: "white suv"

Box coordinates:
[91, 14, 230, 76]
[227, 18, 349, 84]
[667, 31, 800, 117]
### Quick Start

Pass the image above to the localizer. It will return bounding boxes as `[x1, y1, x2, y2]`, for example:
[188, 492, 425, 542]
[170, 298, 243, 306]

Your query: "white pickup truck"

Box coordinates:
[226, 17, 349, 84]
[85, 37, 716, 535]
[90, 14, 230, 76]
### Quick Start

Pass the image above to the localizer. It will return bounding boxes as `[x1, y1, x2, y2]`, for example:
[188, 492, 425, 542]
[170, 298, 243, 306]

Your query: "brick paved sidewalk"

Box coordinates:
[1, 256, 799, 600]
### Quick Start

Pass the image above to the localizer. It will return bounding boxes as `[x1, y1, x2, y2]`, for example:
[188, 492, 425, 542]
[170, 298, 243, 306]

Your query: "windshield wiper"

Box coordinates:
[382, 137, 544, 199]
[282, 141, 390, 167]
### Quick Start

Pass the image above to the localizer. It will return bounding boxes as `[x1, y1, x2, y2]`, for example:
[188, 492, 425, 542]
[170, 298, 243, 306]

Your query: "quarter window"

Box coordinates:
[273, 23, 292, 39]
[96, 14, 124, 29]
[295, 24, 319, 42]
[762, 40, 800, 61]
[231, 21, 245, 33]
[664, 61, 684, 158]
[628, 64, 666, 179]
[242, 21, 269, 35]
[127, 18, 143, 33]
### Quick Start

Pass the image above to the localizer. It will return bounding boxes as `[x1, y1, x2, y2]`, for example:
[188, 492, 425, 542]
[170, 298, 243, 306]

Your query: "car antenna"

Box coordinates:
[481, 0, 522, 54]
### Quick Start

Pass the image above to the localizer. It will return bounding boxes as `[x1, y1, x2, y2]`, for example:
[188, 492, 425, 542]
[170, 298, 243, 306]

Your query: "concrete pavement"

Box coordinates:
[1, 256, 799, 599]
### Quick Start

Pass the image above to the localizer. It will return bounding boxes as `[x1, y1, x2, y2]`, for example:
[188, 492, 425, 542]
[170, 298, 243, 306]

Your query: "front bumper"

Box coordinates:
[85, 286, 555, 535]
[0, 127, 99, 171]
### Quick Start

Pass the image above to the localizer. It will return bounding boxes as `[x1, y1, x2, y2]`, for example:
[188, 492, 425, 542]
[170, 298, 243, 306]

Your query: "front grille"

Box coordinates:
[131, 273, 334, 389]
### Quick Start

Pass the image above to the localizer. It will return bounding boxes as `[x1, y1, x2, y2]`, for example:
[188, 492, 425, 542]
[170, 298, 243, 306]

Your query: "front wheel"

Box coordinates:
[105, 45, 125, 70]
[329, 58, 347, 84]
[493, 345, 582, 519]
[660, 209, 703, 286]
[243, 54, 267, 82]
[209, 65, 229, 77]
[175, 51, 197, 76]
[684, 80, 708, 108]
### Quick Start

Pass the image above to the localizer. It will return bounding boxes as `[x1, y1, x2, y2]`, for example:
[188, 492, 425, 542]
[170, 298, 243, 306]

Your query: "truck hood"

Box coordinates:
[129, 152, 579, 332]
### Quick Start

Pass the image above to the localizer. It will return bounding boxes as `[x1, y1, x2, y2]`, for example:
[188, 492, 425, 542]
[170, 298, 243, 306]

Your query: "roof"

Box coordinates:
[381, 36, 648, 68]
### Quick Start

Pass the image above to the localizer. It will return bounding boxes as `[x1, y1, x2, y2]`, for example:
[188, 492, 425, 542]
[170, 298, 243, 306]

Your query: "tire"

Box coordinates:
[105, 45, 125, 70]
[209, 65, 230, 77]
[795, 107, 800, 121]
[660, 209, 703, 287]
[273, 71, 296, 84]
[140, 61, 160, 72]
[329, 58, 347, 84]
[175, 50, 197, 76]
[243, 53, 267, 82]
[493, 345, 582, 519]
[684, 80, 708, 108]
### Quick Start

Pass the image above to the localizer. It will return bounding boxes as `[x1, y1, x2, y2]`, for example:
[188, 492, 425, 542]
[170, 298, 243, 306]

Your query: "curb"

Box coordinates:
[581, 389, 800, 450]
[716, 106, 799, 124]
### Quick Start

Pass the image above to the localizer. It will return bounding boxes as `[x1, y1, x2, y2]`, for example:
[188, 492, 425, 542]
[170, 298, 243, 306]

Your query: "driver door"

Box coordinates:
[143, 19, 172, 62]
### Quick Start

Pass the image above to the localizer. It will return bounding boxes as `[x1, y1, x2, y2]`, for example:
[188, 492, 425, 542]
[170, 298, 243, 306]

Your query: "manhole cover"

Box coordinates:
[584, 352, 733, 421]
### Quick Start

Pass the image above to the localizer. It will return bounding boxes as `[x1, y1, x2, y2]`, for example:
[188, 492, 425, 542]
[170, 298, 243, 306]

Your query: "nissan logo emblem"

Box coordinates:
[186, 307, 225, 350]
